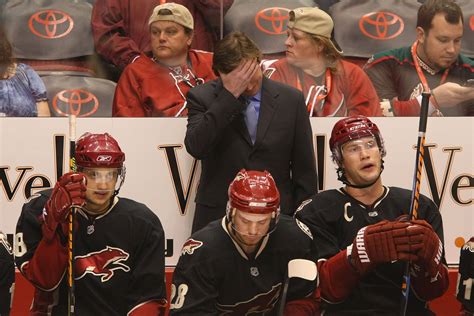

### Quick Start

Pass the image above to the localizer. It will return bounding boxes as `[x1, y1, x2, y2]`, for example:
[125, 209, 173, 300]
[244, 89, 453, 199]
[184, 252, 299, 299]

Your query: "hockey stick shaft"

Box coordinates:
[277, 274, 290, 316]
[68, 115, 76, 316]
[400, 92, 430, 316]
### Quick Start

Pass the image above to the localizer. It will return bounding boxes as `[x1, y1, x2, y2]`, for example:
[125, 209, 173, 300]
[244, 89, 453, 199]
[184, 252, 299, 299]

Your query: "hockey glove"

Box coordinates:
[43, 172, 86, 240]
[408, 220, 443, 278]
[349, 220, 420, 275]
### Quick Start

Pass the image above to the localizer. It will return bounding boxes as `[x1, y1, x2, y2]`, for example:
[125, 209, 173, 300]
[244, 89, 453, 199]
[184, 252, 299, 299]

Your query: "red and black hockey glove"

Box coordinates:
[348, 220, 420, 275]
[43, 172, 86, 240]
[408, 219, 443, 278]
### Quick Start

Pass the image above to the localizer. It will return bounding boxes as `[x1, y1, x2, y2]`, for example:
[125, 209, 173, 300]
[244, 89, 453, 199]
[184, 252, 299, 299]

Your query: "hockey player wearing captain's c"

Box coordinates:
[295, 115, 449, 315]
[15, 132, 167, 315]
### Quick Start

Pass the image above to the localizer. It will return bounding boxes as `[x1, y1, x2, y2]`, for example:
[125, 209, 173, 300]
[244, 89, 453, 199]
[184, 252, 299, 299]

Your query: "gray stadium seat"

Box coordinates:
[41, 75, 116, 117]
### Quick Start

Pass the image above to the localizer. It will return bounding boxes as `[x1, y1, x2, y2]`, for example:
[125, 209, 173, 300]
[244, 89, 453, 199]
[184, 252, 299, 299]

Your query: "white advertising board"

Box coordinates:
[0, 117, 472, 265]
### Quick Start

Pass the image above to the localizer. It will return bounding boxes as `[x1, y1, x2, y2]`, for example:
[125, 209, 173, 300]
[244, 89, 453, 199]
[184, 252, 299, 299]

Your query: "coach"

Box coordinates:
[184, 32, 317, 233]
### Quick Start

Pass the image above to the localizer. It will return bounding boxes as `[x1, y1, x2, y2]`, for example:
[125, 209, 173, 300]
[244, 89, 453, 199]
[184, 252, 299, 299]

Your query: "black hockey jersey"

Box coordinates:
[170, 215, 317, 315]
[295, 186, 446, 315]
[15, 189, 166, 315]
[0, 232, 14, 316]
[458, 237, 474, 313]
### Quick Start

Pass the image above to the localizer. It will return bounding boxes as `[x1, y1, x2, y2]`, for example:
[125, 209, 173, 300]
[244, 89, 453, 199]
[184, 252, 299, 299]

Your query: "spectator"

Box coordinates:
[92, 0, 162, 73]
[15, 133, 167, 315]
[224, 0, 323, 59]
[265, 7, 382, 117]
[0, 30, 50, 117]
[170, 169, 318, 315]
[92, 0, 231, 76]
[0, 231, 14, 316]
[295, 115, 449, 315]
[112, 3, 215, 117]
[364, 0, 474, 116]
[185, 31, 317, 233]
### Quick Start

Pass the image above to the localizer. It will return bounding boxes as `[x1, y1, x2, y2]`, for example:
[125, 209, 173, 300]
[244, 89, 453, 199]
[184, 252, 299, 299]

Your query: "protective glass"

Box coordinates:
[341, 137, 379, 156]
[81, 167, 125, 192]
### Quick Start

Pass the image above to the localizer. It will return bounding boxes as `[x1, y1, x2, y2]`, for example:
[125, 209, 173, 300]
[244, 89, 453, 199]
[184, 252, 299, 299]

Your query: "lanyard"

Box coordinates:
[411, 41, 449, 93]
[296, 68, 332, 115]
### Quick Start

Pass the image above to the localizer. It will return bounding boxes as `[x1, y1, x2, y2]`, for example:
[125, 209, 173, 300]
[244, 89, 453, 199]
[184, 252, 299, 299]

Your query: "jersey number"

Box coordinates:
[457, 274, 473, 300]
[170, 284, 188, 309]
[14, 232, 27, 257]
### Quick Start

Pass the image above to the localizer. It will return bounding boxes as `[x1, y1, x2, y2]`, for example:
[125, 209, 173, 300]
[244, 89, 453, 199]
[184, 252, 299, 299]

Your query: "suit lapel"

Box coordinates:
[254, 77, 279, 149]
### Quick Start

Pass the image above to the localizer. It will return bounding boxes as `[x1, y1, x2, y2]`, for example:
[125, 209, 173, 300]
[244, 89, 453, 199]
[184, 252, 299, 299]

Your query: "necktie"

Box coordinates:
[244, 98, 259, 144]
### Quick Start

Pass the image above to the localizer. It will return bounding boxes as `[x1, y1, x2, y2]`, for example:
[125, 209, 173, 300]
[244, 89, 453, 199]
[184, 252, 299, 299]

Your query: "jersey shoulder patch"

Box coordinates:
[295, 198, 313, 215]
[295, 219, 313, 240]
[180, 238, 204, 256]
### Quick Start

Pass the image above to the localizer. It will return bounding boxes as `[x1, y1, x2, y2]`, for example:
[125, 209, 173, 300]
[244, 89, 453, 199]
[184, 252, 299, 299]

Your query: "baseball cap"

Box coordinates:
[288, 7, 343, 54]
[148, 3, 194, 30]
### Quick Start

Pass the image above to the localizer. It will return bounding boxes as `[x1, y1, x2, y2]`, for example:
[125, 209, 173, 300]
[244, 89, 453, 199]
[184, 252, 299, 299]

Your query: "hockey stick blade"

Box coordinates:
[277, 259, 318, 316]
[288, 259, 318, 282]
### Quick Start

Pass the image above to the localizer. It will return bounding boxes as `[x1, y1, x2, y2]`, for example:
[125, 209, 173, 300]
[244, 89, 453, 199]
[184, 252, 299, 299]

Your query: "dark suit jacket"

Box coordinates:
[185, 76, 317, 220]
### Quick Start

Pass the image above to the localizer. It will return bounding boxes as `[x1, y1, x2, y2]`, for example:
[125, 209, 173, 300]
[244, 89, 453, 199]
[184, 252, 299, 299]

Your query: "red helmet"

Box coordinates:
[228, 169, 280, 215]
[75, 133, 125, 168]
[329, 115, 386, 164]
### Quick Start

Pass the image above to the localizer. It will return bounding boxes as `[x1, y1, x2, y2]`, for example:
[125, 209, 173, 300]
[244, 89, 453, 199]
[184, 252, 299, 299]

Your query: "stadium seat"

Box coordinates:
[330, 0, 420, 58]
[41, 75, 116, 117]
[330, 0, 473, 59]
[224, 0, 320, 55]
[2, 0, 94, 60]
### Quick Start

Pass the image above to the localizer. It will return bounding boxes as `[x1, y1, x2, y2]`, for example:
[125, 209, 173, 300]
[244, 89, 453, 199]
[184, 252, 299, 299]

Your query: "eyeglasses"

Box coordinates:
[342, 139, 379, 156]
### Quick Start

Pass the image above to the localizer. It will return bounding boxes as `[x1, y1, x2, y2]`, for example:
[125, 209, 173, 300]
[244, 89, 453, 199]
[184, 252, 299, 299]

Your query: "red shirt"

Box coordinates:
[113, 50, 216, 117]
[267, 58, 382, 117]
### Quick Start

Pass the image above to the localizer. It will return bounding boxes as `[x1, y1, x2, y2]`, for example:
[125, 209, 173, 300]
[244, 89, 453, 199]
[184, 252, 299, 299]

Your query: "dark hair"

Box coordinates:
[0, 29, 14, 77]
[417, 0, 463, 33]
[212, 32, 262, 75]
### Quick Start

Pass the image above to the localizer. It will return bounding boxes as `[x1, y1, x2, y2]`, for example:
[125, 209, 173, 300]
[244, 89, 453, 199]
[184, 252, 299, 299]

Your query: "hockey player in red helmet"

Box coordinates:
[15, 132, 167, 315]
[329, 115, 386, 189]
[295, 115, 449, 315]
[170, 169, 319, 315]
[75, 133, 126, 214]
[226, 169, 280, 252]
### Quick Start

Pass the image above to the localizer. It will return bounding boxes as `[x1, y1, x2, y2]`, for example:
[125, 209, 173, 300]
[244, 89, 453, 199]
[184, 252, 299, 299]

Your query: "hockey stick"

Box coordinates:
[399, 92, 430, 316]
[68, 115, 77, 316]
[277, 259, 318, 316]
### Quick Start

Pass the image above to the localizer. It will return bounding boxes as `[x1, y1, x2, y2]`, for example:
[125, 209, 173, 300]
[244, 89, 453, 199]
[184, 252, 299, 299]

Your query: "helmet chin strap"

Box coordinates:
[337, 160, 385, 189]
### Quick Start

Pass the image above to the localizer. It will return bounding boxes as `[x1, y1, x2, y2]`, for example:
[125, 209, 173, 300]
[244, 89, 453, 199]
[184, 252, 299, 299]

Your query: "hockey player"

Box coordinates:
[15, 133, 167, 315]
[458, 237, 474, 315]
[170, 169, 319, 315]
[0, 231, 14, 316]
[295, 115, 449, 315]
